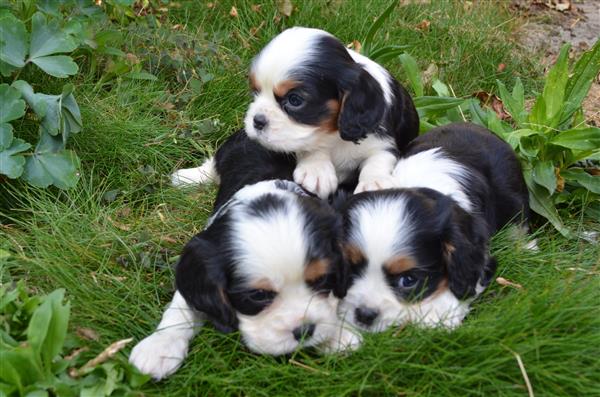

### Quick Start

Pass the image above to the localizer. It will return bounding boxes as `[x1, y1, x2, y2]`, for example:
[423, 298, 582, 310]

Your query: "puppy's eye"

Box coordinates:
[398, 275, 418, 288]
[287, 93, 304, 108]
[247, 289, 276, 303]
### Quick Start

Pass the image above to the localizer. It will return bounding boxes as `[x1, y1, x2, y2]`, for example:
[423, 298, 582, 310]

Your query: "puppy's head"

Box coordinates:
[338, 188, 495, 331]
[176, 180, 348, 354]
[244, 27, 387, 152]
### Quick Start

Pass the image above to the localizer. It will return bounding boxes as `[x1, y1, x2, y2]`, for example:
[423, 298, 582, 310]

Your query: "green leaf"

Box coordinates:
[497, 78, 527, 127]
[0, 60, 19, 77]
[29, 12, 77, 59]
[399, 53, 423, 97]
[26, 298, 52, 358]
[0, 346, 45, 391]
[431, 79, 450, 97]
[0, 127, 31, 179]
[550, 127, 600, 151]
[532, 160, 557, 195]
[22, 149, 80, 189]
[503, 128, 542, 150]
[414, 96, 466, 114]
[31, 55, 78, 78]
[542, 44, 570, 124]
[561, 39, 600, 125]
[367, 45, 408, 63]
[362, 0, 398, 56]
[0, 84, 26, 124]
[523, 168, 571, 237]
[40, 290, 69, 371]
[561, 168, 600, 194]
[0, 14, 27, 68]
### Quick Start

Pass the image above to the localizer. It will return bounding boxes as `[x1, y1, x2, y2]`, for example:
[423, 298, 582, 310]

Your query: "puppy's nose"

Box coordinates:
[354, 306, 379, 327]
[253, 114, 268, 131]
[292, 323, 316, 341]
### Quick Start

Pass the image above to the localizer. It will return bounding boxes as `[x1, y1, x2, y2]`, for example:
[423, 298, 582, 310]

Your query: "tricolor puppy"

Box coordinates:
[172, 27, 419, 198]
[130, 133, 359, 381]
[338, 123, 530, 331]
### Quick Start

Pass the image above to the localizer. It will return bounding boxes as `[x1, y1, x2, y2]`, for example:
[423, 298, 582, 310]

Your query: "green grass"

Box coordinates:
[1, 1, 598, 396]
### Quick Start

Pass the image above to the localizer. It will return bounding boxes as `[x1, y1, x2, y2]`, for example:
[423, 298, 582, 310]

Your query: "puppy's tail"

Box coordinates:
[171, 157, 220, 187]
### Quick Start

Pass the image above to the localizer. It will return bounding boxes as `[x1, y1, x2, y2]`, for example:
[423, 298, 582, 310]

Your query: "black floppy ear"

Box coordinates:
[338, 67, 386, 143]
[332, 242, 350, 299]
[175, 234, 238, 333]
[436, 196, 492, 299]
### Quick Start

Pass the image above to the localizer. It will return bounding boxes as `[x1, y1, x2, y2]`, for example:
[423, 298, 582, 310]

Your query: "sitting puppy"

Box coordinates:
[130, 132, 359, 380]
[338, 123, 530, 331]
[172, 27, 419, 198]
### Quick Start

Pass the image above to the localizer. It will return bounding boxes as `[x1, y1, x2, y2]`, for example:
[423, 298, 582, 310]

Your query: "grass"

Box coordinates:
[1, 1, 598, 396]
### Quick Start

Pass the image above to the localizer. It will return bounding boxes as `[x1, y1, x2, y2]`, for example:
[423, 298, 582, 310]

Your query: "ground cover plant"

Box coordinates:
[1, 1, 598, 396]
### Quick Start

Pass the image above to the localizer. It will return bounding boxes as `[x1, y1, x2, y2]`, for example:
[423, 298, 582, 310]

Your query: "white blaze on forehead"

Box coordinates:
[251, 27, 330, 88]
[232, 195, 308, 287]
[348, 196, 413, 266]
[392, 148, 473, 212]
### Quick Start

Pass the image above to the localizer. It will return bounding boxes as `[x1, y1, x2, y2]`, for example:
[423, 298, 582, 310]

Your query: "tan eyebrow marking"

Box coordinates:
[249, 278, 275, 291]
[319, 99, 341, 133]
[383, 256, 416, 275]
[273, 79, 299, 97]
[304, 258, 330, 283]
[343, 244, 365, 266]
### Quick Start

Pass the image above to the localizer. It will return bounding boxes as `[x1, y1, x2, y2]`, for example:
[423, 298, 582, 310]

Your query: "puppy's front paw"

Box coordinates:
[129, 332, 189, 380]
[354, 175, 396, 194]
[171, 158, 218, 187]
[321, 326, 362, 354]
[293, 161, 338, 199]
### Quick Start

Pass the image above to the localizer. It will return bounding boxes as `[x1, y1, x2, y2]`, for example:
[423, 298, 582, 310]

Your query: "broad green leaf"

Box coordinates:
[362, 0, 398, 55]
[523, 168, 570, 237]
[399, 53, 423, 97]
[29, 12, 77, 59]
[26, 298, 52, 357]
[0, 347, 45, 390]
[542, 44, 570, 124]
[532, 160, 557, 195]
[0, 59, 19, 77]
[561, 168, 600, 194]
[22, 149, 80, 189]
[0, 14, 27, 68]
[561, 39, 600, 125]
[40, 290, 69, 371]
[431, 79, 450, 97]
[467, 100, 489, 127]
[414, 96, 466, 114]
[31, 55, 78, 78]
[550, 127, 600, 151]
[0, 129, 31, 178]
[497, 78, 527, 126]
[503, 129, 542, 150]
[0, 84, 26, 124]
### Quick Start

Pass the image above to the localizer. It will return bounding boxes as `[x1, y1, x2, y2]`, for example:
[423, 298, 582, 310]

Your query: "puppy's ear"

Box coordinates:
[436, 196, 492, 299]
[338, 67, 386, 143]
[175, 234, 238, 333]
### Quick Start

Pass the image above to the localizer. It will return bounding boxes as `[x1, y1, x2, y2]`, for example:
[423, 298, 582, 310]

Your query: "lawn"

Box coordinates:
[1, 1, 599, 396]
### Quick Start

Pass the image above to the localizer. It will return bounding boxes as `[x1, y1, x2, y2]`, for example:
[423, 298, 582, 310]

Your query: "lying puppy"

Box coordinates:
[338, 123, 530, 331]
[130, 132, 359, 380]
[173, 27, 419, 198]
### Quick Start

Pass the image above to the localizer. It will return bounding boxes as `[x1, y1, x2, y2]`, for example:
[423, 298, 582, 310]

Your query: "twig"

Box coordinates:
[513, 351, 534, 397]
[288, 358, 330, 375]
[448, 84, 467, 122]
[70, 338, 133, 378]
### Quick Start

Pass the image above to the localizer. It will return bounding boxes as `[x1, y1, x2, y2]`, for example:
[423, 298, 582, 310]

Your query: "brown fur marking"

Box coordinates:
[304, 259, 330, 282]
[273, 79, 299, 97]
[384, 256, 416, 275]
[343, 244, 365, 266]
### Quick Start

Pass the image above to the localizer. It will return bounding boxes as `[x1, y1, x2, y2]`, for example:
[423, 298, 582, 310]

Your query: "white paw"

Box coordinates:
[354, 175, 397, 194]
[171, 158, 218, 187]
[321, 326, 362, 354]
[129, 332, 189, 380]
[293, 161, 338, 199]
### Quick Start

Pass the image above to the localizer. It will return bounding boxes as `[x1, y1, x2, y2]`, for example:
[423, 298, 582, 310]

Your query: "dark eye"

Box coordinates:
[247, 289, 276, 303]
[398, 275, 418, 288]
[287, 93, 304, 108]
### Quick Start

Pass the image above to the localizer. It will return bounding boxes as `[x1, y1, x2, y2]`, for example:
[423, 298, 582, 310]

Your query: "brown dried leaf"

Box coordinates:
[229, 6, 238, 17]
[107, 216, 131, 231]
[71, 338, 134, 377]
[206, 2, 215, 9]
[422, 63, 439, 86]
[416, 19, 431, 31]
[346, 40, 362, 53]
[556, 168, 565, 192]
[76, 327, 100, 341]
[251, 4, 262, 12]
[277, 0, 293, 17]
[497, 63, 507, 73]
[496, 277, 523, 289]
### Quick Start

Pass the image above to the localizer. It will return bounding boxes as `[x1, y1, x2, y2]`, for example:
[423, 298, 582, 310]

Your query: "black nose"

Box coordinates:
[292, 323, 316, 341]
[253, 114, 268, 131]
[354, 306, 379, 327]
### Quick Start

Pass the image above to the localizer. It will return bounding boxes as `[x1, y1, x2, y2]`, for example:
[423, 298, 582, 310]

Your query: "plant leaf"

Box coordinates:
[0, 84, 26, 124]
[523, 168, 571, 237]
[399, 53, 423, 97]
[26, 298, 52, 358]
[40, 289, 70, 371]
[29, 12, 77, 59]
[0, 14, 27, 68]
[431, 79, 450, 97]
[31, 55, 78, 78]
[542, 44, 570, 125]
[22, 149, 80, 189]
[532, 160, 557, 195]
[368, 45, 409, 63]
[362, 0, 398, 55]
[561, 168, 600, 194]
[497, 78, 527, 127]
[0, 126, 31, 179]
[550, 127, 600, 150]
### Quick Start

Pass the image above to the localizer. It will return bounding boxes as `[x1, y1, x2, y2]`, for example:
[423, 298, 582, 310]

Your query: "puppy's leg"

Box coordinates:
[319, 322, 362, 354]
[354, 151, 397, 194]
[293, 151, 338, 199]
[171, 157, 220, 187]
[129, 291, 203, 380]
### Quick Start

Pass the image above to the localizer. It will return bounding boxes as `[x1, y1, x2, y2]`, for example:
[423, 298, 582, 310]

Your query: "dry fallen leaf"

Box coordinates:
[496, 277, 523, 289]
[65, 347, 89, 361]
[70, 338, 134, 377]
[556, 168, 565, 192]
[497, 63, 507, 73]
[229, 5, 238, 17]
[107, 216, 131, 231]
[422, 63, 439, 86]
[346, 40, 362, 53]
[277, 0, 294, 17]
[251, 4, 262, 12]
[416, 19, 431, 31]
[206, 2, 215, 9]
[76, 327, 100, 341]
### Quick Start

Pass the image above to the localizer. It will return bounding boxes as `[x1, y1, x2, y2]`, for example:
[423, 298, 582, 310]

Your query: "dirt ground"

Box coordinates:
[512, 0, 599, 125]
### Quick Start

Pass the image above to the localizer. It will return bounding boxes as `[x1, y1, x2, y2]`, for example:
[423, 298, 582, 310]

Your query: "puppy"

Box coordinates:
[130, 132, 359, 381]
[173, 27, 419, 198]
[338, 123, 530, 331]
